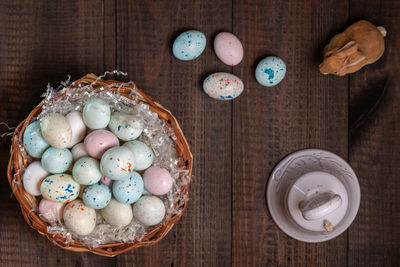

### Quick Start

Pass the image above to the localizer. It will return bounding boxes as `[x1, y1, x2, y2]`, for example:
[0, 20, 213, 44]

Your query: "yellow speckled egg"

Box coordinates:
[40, 174, 80, 203]
[63, 200, 96, 235]
[40, 113, 72, 148]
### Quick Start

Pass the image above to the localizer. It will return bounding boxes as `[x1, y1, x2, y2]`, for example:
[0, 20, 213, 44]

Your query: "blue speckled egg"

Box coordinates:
[112, 171, 144, 204]
[82, 98, 111, 130]
[41, 147, 72, 174]
[100, 146, 134, 180]
[72, 156, 102, 185]
[40, 173, 80, 203]
[23, 121, 49, 158]
[173, 30, 206, 61]
[255, 56, 286, 87]
[82, 183, 112, 209]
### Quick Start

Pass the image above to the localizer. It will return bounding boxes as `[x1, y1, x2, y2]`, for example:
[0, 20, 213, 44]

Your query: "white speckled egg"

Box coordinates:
[66, 111, 87, 148]
[101, 198, 133, 227]
[108, 112, 143, 141]
[71, 143, 88, 161]
[173, 30, 206, 61]
[41, 147, 72, 174]
[40, 174, 80, 203]
[112, 171, 144, 204]
[123, 140, 154, 171]
[100, 146, 134, 180]
[72, 156, 102, 185]
[255, 56, 286, 87]
[40, 113, 72, 149]
[82, 183, 112, 209]
[133, 196, 166, 226]
[82, 98, 111, 130]
[23, 121, 49, 158]
[63, 199, 96, 235]
[23, 161, 49, 196]
[203, 72, 244, 100]
[214, 32, 244, 66]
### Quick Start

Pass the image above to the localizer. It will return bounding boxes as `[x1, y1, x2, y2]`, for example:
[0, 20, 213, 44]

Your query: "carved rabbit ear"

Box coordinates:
[333, 41, 359, 58]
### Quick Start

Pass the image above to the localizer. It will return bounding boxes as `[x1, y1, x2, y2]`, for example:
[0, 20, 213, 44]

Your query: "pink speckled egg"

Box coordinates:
[84, 130, 119, 159]
[143, 166, 173, 195]
[214, 32, 243, 66]
[39, 199, 65, 223]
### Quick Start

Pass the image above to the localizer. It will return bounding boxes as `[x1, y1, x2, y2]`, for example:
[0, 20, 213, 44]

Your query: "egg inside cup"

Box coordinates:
[7, 73, 193, 256]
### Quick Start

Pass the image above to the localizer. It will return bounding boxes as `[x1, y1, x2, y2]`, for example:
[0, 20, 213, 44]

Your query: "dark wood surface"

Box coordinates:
[0, 0, 399, 266]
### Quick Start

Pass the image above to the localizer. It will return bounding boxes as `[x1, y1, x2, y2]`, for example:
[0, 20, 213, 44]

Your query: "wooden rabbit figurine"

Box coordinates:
[319, 20, 386, 76]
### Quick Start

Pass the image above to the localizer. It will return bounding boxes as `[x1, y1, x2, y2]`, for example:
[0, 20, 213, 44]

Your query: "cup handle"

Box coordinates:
[299, 192, 342, 221]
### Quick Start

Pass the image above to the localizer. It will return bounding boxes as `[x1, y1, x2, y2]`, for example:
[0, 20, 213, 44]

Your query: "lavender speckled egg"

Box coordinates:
[255, 56, 286, 87]
[101, 198, 133, 227]
[84, 130, 120, 159]
[108, 112, 143, 141]
[72, 156, 102, 185]
[39, 199, 64, 223]
[82, 183, 112, 209]
[100, 175, 113, 187]
[133, 196, 166, 226]
[23, 121, 49, 158]
[123, 140, 154, 171]
[214, 32, 244, 66]
[100, 146, 134, 180]
[40, 113, 72, 149]
[63, 199, 96, 235]
[112, 171, 144, 204]
[23, 161, 49, 196]
[203, 72, 244, 100]
[82, 98, 111, 130]
[143, 166, 173, 195]
[71, 143, 88, 161]
[40, 174, 80, 203]
[66, 111, 87, 148]
[173, 30, 206, 61]
[41, 147, 72, 174]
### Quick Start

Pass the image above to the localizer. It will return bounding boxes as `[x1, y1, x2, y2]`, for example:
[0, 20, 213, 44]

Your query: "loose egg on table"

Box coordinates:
[23, 121, 49, 158]
[66, 111, 87, 148]
[214, 32, 244, 66]
[71, 143, 88, 161]
[100, 146, 134, 180]
[40, 174, 80, 203]
[41, 147, 72, 174]
[123, 140, 154, 171]
[203, 72, 244, 100]
[173, 30, 206, 61]
[101, 198, 133, 227]
[40, 113, 72, 149]
[143, 166, 173, 196]
[255, 56, 286, 87]
[84, 130, 120, 159]
[63, 199, 96, 235]
[22, 161, 49, 196]
[82, 98, 111, 130]
[82, 183, 112, 209]
[112, 171, 144, 204]
[108, 112, 143, 141]
[39, 199, 65, 223]
[133, 196, 166, 226]
[72, 156, 102, 185]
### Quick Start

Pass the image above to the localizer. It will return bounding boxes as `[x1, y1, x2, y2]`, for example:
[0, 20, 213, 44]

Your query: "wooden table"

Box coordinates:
[0, 1, 399, 266]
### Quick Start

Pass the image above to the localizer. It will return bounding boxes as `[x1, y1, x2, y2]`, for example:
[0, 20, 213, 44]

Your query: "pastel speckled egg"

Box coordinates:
[71, 143, 88, 161]
[23, 121, 49, 158]
[112, 171, 144, 204]
[203, 72, 244, 100]
[39, 199, 64, 223]
[101, 198, 133, 227]
[108, 112, 143, 141]
[173, 30, 206, 61]
[143, 166, 173, 195]
[82, 183, 112, 209]
[40, 113, 72, 149]
[63, 200, 96, 235]
[133, 196, 166, 226]
[82, 98, 111, 130]
[84, 130, 120, 159]
[100, 146, 134, 180]
[255, 56, 286, 87]
[40, 174, 80, 203]
[41, 147, 72, 174]
[214, 32, 244, 66]
[23, 161, 49, 196]
[123, 140, 154, 171]
[66, 111, 87, 148]
[72, 156, 102, 185]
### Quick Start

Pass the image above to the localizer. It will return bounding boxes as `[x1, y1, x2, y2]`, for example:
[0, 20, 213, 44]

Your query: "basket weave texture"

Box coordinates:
[7, 74, 193, 256]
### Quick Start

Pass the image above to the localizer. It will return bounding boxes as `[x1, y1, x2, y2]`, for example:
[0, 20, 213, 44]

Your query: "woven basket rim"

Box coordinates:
[7, 73, 193, 257]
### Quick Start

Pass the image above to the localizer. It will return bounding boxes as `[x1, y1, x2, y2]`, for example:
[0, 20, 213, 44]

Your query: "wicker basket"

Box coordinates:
[7, 74, 193, 256]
